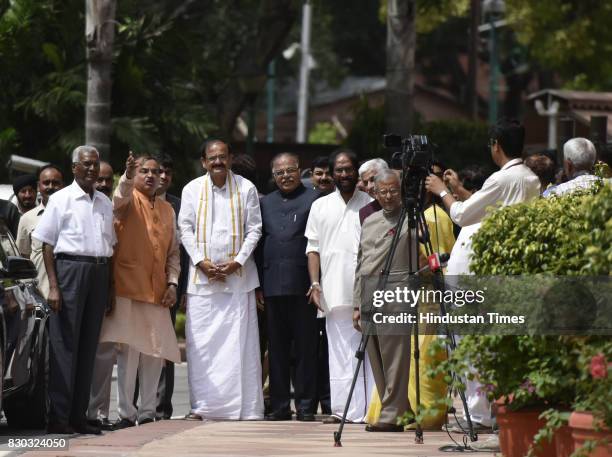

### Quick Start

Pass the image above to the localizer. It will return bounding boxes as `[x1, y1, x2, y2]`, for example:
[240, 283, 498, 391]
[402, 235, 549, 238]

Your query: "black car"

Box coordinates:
[0, 219, 49, 428]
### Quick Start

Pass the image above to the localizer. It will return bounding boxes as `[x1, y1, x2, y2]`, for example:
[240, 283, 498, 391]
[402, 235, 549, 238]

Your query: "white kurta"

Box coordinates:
[304, 188, 371, 313]
[305, 188, 373, 422]
[179, 172, 263, 420]
[449, 159, 541, 228]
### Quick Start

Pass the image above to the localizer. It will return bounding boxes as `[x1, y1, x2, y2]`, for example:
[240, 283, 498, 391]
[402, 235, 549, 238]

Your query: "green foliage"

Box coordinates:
[416, 119, 490, 170]
[506, 0, 612, 90]
[423, 183, 611, 434]
[471, 184, 611, 275]
[175, 310, 186, 340]
[345, 97, 489, 168]
[0, 0, 283, 189]
[415, 0, 470, 34]
[344, 97, 386, 160]
[528, 409, 571, 457]
[307, 122, 338, 145]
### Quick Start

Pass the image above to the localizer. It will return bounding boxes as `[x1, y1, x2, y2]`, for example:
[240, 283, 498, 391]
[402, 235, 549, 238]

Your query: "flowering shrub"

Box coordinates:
[574, 340, 612, 429]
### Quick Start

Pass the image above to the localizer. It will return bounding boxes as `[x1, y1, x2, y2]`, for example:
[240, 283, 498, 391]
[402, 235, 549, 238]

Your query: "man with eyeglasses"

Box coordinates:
[425, 118, 540, 433]
[179, 140, 264, 420]
[357, 158, 389, 225]
[305, 149, 374, 424]
[257, 152, 320, 421]
[352, 169, 425, 432]
[33, 145, 116, 435]
[97, 151, 180, 429]
[425, 118, 540, 228]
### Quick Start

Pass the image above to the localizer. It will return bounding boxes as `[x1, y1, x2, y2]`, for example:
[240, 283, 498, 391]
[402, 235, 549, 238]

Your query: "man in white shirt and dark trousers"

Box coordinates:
[305, 150, 374, 424]
[425, 118, 541, 432]
[33, 146, 116, 435]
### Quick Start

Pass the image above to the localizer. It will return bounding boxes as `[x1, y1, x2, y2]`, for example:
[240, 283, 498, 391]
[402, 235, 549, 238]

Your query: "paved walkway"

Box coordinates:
[18, 420, 498, 457]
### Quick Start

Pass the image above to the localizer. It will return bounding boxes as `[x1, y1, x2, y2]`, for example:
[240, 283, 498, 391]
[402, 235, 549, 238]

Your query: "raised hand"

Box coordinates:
[126, 151, 137, 179]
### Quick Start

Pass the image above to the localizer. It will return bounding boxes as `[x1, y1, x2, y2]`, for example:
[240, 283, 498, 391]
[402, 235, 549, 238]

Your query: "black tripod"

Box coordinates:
[333, 194, 477, 448]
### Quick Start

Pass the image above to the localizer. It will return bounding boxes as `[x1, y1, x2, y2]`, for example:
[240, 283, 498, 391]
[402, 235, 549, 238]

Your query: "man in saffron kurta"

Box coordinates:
[98, 152, 180, 427]
[179, 140, 263, 420]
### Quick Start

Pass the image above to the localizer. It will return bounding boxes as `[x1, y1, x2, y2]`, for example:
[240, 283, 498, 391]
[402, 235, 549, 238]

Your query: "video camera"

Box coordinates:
[383, 134, 434, 207]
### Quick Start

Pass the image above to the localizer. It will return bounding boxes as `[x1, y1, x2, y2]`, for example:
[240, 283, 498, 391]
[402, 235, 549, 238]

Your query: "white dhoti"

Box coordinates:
[326, 307, 375, 423]
[186, 291, 264, 420]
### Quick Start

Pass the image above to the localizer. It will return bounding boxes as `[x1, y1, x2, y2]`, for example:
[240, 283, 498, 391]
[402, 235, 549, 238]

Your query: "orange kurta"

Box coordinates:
[113, 186, 176, 304]
[99, 174, 180, 362]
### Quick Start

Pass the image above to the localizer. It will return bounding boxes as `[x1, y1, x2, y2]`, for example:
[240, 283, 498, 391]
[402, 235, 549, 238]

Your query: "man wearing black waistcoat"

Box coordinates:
[257, 152, 320, 421]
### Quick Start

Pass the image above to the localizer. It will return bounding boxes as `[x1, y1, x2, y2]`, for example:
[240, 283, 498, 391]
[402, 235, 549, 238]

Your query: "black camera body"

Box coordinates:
[383, 133, 434, 207]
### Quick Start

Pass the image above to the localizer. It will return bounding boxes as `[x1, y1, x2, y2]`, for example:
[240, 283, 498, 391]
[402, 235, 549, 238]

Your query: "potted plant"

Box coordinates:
[568, 340, 612, 457]
[424, 179, 611, 456]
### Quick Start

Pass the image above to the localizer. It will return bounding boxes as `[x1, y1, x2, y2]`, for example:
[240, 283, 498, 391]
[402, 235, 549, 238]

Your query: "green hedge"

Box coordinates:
[471, 182, 611, 275]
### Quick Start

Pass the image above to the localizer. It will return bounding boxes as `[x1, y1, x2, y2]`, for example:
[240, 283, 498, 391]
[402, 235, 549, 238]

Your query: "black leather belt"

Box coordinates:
[55, 253, 110, 264]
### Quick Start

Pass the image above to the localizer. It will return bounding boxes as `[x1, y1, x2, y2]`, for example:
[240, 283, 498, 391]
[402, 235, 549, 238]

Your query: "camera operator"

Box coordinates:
[425, 119, 540, 434]
[425, 118, 540, 228]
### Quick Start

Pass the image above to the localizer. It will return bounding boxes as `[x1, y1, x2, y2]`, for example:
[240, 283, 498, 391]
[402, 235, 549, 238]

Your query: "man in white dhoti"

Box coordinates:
[179, 140, 264, 421]
[305, 150, 374, 423]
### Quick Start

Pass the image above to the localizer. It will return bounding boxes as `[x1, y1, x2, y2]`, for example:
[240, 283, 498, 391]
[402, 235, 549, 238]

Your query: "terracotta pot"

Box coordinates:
[554, 426, 575, 457]
[495, 401, 556, 457]
[569, 411, 612, 457]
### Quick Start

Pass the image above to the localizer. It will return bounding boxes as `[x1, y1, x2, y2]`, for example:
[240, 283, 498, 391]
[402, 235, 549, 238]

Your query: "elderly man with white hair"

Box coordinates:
[34, 145, 116, 435]
[544, 137, 599, 197]
[358, 158, 389, 224]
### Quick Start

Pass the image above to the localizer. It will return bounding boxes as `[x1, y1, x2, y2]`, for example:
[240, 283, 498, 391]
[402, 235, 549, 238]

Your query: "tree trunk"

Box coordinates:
[216, 0, 299, 140]
[85, 0, 116, 160]
[385, 0, 416, 136]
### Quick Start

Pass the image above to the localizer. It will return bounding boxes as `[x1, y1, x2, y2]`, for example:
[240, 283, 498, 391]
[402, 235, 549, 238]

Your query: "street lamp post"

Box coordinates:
[481, 0, 505, 125]
[296, 1, 312, 143]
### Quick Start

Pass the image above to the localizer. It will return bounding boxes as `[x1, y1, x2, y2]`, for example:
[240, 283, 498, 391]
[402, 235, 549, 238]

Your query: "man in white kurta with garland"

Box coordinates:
[178, 140, 264, 420]
[305, 150, 374, 423]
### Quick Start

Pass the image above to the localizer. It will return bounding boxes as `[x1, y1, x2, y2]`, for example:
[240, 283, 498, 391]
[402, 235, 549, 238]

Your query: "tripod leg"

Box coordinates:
[412, 317, 423, 444]
[333, 332, 369, 447]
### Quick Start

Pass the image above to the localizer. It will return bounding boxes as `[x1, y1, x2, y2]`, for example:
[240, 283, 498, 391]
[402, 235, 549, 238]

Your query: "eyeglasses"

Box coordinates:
[488, 138, 497, 148]
[272, 167, 299, 178]
[377, 188, 400, 197]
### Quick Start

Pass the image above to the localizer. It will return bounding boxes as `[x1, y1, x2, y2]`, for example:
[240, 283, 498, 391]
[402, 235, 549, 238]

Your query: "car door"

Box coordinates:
[0, 220, 39, 392]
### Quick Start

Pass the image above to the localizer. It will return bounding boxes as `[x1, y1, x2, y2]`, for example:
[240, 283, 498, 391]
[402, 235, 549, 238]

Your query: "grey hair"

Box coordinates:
[374, 169, 400, 189]
[563, 137, 596, 171]
[72, 145, 99, 163]
[358, 158, 388, 177]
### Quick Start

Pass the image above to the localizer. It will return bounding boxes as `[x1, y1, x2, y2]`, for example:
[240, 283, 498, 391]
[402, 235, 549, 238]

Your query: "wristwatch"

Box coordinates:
[439, 190, 449, 198]
[309, 282, 321, 290]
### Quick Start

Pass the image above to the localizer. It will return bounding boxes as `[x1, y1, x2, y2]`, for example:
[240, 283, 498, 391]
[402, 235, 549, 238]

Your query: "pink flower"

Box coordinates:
[590, 354, 608, 379]
[520, 379, 536, 394]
